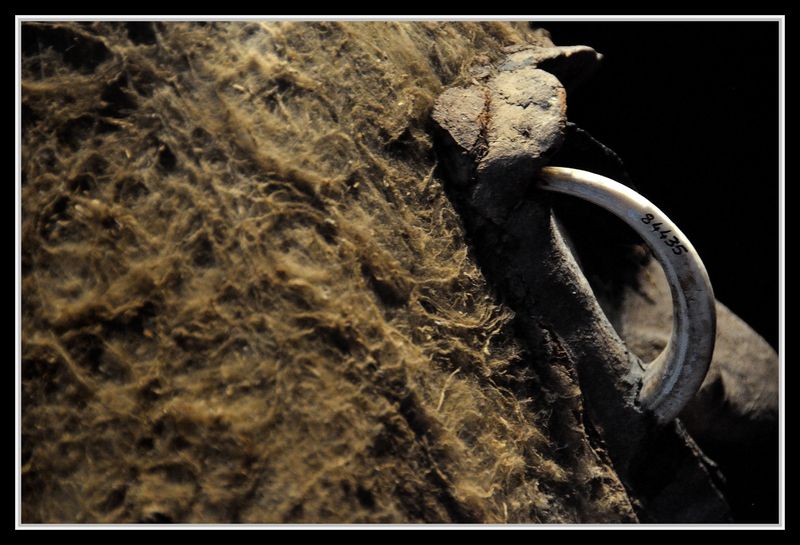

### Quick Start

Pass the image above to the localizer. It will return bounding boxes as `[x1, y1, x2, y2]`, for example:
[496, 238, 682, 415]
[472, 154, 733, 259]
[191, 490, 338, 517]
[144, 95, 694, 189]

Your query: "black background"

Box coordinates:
[542, 21, 780, 349]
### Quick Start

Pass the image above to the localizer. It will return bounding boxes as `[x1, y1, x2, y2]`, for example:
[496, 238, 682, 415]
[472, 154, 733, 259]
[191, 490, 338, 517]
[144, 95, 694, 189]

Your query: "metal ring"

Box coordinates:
[537, 166, 716, 423]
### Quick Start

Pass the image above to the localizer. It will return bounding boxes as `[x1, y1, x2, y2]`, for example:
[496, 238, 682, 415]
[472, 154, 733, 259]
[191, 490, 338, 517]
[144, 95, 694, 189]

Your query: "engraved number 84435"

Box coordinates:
[641, 214, 689, 255]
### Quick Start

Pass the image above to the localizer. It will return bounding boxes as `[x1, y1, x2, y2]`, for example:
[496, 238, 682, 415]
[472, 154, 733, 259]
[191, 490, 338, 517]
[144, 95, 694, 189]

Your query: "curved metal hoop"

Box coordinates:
[537, 166, 716, 423]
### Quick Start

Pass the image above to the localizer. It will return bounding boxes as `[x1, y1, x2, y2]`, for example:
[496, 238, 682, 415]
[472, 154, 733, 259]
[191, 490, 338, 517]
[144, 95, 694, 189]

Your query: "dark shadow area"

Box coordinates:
[542, 21, 779, 350]
[543, 21, 779, 523]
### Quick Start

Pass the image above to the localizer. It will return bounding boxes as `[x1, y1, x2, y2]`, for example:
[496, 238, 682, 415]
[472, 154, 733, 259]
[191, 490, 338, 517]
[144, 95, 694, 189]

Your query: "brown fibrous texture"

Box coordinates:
[21, 21, 633, 523]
